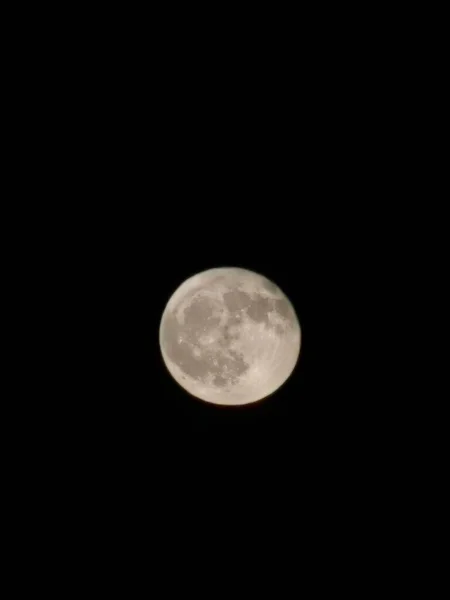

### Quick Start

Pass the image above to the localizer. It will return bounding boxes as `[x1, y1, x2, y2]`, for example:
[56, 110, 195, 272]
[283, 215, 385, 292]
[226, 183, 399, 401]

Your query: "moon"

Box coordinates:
[159, 267, 301, 406]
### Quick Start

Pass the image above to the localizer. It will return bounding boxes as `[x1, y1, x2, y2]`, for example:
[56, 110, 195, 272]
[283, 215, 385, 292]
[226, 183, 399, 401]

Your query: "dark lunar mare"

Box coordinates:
[162, 304, 249, 386]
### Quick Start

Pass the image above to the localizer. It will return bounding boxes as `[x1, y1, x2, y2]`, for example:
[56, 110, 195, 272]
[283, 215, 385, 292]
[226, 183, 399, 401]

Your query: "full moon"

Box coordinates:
[159, 267, 301, 406]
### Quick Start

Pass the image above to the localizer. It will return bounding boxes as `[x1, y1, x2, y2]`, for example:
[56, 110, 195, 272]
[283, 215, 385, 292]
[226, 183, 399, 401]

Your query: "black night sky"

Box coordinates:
[25, 32, 393, 575]
[8, 3, 418, 587]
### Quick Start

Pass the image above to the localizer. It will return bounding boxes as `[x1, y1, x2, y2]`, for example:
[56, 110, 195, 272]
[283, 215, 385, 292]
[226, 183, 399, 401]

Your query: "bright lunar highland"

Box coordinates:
[159, 267, 301, 405]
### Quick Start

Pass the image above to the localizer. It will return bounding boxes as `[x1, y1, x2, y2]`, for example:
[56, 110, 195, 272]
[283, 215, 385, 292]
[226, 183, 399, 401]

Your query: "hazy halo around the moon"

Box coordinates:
[159, 267, 301, 406]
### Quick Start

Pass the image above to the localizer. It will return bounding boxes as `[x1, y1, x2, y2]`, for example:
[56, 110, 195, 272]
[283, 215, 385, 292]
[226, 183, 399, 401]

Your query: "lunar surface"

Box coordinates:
[159, 267, 301, 406]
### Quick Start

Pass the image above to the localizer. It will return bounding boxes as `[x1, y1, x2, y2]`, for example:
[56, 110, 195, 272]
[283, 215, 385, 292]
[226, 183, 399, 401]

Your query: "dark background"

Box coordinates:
[13, 15, 408, 579]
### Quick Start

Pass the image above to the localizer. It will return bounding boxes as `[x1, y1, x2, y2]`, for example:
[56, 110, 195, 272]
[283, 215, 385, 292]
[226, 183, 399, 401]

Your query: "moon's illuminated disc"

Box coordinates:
[159, 267, 301, 405]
